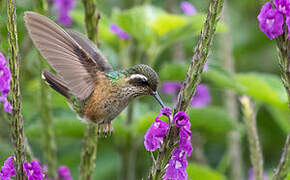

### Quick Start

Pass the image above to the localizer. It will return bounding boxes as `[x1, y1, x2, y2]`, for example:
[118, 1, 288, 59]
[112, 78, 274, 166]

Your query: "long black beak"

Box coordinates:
[153, 91, 165, 108]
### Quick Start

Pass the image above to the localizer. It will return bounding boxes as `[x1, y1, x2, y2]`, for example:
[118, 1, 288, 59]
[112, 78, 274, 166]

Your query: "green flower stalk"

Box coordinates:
[276, 36, 290, 108]
[6, 0, 26, 179]
[148, 0, 224, 179]
[221, 1, 243, 179]
[275, 26, 290, 179]
[40, 65, 57, 179]
[273, 135, 290, 180]
[79, 122, 98, 180]
[34, 0, 58, 179]
[82, 0, 100, 45]
[257, 1, 290, 179]
[79, 0, 100, 179]
[240, 96, 264, 180]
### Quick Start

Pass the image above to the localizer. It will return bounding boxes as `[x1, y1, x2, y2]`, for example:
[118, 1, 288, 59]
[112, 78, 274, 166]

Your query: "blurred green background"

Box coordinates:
[0, 0, 289, 179]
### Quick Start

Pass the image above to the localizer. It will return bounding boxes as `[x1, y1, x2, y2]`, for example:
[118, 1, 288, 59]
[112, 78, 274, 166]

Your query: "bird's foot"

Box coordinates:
[97, 123, 113, 137]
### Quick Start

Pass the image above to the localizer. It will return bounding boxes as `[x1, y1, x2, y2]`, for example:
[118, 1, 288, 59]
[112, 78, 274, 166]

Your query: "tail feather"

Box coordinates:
[42, 70, 70, 99]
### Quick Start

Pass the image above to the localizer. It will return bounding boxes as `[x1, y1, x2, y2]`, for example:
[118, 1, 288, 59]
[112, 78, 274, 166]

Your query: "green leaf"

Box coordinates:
[188, 106, 237, 138]
[71, 10, 84, 25]
[159, 14, 227, 49]
[112, 5, 164, 47]
[203, 66, 245, 93]
[205, 67, 288, 110]
[159, 63, 188, 81]
[149, 14, 187, 36]
[187, 163, 227, 180]
[286, 173, 290, 180]
[266, 105, 290, 134]
[26, 118, 85, 138]
[134, 112, 157, 137]
[236, 73, 288, 109]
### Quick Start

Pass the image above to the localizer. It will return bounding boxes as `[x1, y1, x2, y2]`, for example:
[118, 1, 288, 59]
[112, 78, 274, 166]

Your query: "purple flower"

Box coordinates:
[57, 14, 73, 27]
[144, 119, 169, 151]
[53, 0, 75, 27]
[161, 82, 182, 95]
[3, 99, 12, 114]
[173, 111, 193, 156]
[144, 107, 172, 151]
[58, 166, 73, 180]
[110, 24, 131, 40]
[162, 82, 211, 108]
[179, 127, 193, 157]
[0, 156, 15, 180]
[287, 16, 290, 39]
[258, 2, 273, 22]
[163, 149, 188, 180]
[23, 160, 44, 180]
[0, 52, 12, 114]
[248, 168, 268, 180]
[180, 1, 197, 15]
[160, 106, 172, 118]
[173, 111, 189, 128]
[258, 2, 284, 39]
[144, 132, 163, 151]
[190, 84, 211, 108]
[274, 0, 290, 14]
[0, 53, 11, 95]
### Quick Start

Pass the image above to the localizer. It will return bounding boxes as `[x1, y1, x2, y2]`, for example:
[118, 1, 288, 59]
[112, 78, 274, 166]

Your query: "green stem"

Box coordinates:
[40, 62, 57, 179]
[273, 1, 290, 109]
[6, 0, 26, 179]
[272, 3, 290, 179]
[82, 0, 99, 46]
[34, 0, 58, 178]
[221, 1, 243, 179]
[79, 0, 100, 179]
[272, 135, 290, 180]
[119, 102, 136, 180]
[148, 0, 224, 179]
[121, 0, 134, 9]
[120, 142, 137, 180]
[276, 35, 290, 108]
[240, 96, 264, 180]
[79, 123, 98, 180]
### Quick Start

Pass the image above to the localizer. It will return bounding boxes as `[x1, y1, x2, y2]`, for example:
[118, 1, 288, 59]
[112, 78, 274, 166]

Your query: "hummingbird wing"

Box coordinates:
[24, 11, 111, 100]
[42, 69, 70, 99]
[66, 30, 113, 72]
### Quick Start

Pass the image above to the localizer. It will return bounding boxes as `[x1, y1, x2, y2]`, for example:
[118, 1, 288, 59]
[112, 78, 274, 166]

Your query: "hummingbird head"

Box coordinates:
[124, 64, 165, 107]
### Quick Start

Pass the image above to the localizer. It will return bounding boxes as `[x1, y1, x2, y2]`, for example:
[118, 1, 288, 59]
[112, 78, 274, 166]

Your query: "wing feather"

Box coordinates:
[66, 30, 113, 72]
[24, 11, 109, 100]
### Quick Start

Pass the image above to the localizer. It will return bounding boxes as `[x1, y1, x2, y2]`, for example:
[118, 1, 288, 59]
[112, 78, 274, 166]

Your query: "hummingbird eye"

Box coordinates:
[140, 78, 147, 83]
[136, 77, 149, 87]
[129, 74, 149, 87]
[141, 79, 149, 86]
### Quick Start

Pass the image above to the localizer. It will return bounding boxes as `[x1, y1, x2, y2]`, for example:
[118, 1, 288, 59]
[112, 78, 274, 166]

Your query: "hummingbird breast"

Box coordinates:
[82, 74, 135, 124]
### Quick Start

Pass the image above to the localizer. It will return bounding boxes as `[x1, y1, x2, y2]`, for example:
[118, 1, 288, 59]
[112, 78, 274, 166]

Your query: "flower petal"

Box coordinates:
[180, 1, 197, 15]
[190, 84, 211, 108]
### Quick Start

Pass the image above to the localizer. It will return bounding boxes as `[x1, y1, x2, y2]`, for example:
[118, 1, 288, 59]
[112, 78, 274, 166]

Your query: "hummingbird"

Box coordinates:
[24, 12, 165, 135]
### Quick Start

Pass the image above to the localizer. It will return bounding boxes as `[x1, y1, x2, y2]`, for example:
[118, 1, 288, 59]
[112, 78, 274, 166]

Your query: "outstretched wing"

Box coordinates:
[24, 11, 112, 100]
[66, 30, 113, 72]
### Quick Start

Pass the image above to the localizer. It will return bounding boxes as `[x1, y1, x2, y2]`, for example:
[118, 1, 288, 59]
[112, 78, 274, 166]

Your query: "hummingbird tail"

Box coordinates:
[42, 70, 70, 99]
